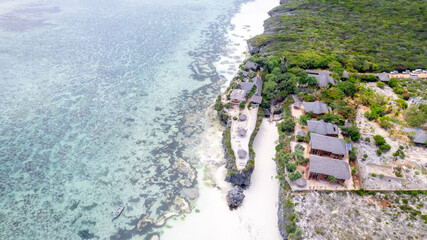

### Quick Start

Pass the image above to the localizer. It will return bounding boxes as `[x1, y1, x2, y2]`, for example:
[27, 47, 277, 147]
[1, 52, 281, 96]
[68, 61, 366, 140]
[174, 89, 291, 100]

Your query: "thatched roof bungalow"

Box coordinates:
[309, 133, 347, 159]
[308, 155, 350, 185]
[307, 120, 339, 136]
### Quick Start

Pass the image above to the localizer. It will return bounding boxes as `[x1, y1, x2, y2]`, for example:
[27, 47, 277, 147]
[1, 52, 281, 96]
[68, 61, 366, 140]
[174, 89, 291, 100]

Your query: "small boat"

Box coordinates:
[112, 205, 124, 219]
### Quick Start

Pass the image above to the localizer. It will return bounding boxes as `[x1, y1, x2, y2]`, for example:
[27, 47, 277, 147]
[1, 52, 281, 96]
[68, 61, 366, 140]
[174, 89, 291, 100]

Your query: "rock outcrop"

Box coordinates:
[226, 186, 245, 209]
[225, 167, 253, 188]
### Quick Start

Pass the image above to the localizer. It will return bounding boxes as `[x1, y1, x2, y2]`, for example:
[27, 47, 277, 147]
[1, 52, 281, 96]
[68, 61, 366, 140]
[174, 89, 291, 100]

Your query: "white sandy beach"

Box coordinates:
[161, 0, 280, 239]
[238, 119, 281, 239]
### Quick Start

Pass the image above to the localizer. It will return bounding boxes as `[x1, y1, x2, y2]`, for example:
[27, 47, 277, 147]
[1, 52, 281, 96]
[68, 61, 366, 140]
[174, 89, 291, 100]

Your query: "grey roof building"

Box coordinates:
[306, 70, 335, 87]
[343, 71, 350, 79]
[251, 95, 263, 105]
[408, 96, 421, 105]
[238, 114, 247, 121]
[238, 70, 249, 77]
[302, 101, 330, 115]
[309, 133, 347, 157]
[239, 82, 255, 94]
[403, 128, 427, 145]
[230, 89, 246, 102]
[237, 129, 247, 137]
[375, 72, 390, 82]
[297, 131, 306, 137]
[307, 120, 339, 136]
[414, 131, 427, 145]
[244, 61, 257, 70]
[237, 149, 247, 158]
[253, 76, 263, 96]
[308, 155, 350, 180]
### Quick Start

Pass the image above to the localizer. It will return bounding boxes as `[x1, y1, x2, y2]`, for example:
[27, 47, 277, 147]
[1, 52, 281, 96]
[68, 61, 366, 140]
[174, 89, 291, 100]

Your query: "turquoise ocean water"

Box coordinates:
[0, 0, 247, 238]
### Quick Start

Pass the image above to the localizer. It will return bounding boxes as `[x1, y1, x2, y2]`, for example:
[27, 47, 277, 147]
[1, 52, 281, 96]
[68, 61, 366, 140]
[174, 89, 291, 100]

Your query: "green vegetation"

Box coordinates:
[239, 101, 245, 110]
[401, 78, 427, 100]
[352, 166, 359, 175]
[388, 78, 399, 88]
[279, 117, 296, 133]
[251, 0, 427, 72]
[316, 112, 345, 126]
[289, 171, 302, 182]
[392, 149, 406, 159]
[327, 175, 337, 183]
[304, 94, 315, 102]
[373, 135, 386, 146]
[224, 130, 235, 161]
[379, 116, 391, 129]
[215, 95, 223, 111]
[395, 99, 408, 110]
[341, 123, 361, 141]
[377, 81, 385, 88]
[298, 114, 311, 125]
[404, 105, 427, 128]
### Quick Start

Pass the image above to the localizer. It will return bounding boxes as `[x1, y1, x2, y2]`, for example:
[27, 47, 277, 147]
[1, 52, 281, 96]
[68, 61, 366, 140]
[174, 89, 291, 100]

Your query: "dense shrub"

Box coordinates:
[299, 114, 311, 125]
[289, 171, 302, 182]
[396, 99, 408, 110]
[239, 101, 245, 110]
[316, 112, 346, 126]
[286, 162, 297, 172]
[341, 124, 361, 141]
[327, 175, 337, 183]
[337, 81, 357, 97]
[374, 135, 386, 146]
[379, 116, 391, 129]
[377, 81, 385, 88]
[304, 94, 315, 102]
[215, 95, 223, 111]
[404, 105, 427, 128]
[379, 144, 391, 152]
[388, 78, 399, 88]
[279, 117, 296, 133]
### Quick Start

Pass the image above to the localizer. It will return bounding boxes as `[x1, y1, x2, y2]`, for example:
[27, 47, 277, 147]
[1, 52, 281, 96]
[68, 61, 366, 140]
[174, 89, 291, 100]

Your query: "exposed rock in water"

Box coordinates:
[180, 187, 199, 200]
[77, 230, 95, 239]
[227, 186, 245, 209]
[172, 158, 196, 187]
[150, 234, 160, 240]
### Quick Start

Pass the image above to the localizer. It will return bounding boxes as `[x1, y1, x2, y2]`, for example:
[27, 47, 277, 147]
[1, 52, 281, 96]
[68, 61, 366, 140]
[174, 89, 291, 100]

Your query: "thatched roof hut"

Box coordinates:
[297, 131, 306, 137]
[238, 114, 247, 121]
[237, 129, 247, 137]
[295, 178, 307, 187]
[237, 149, 247, 158]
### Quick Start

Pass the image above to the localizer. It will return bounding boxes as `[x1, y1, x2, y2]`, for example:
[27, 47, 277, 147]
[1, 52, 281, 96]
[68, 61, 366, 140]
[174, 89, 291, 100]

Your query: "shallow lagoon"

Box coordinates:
[0, 0, 249, 238]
